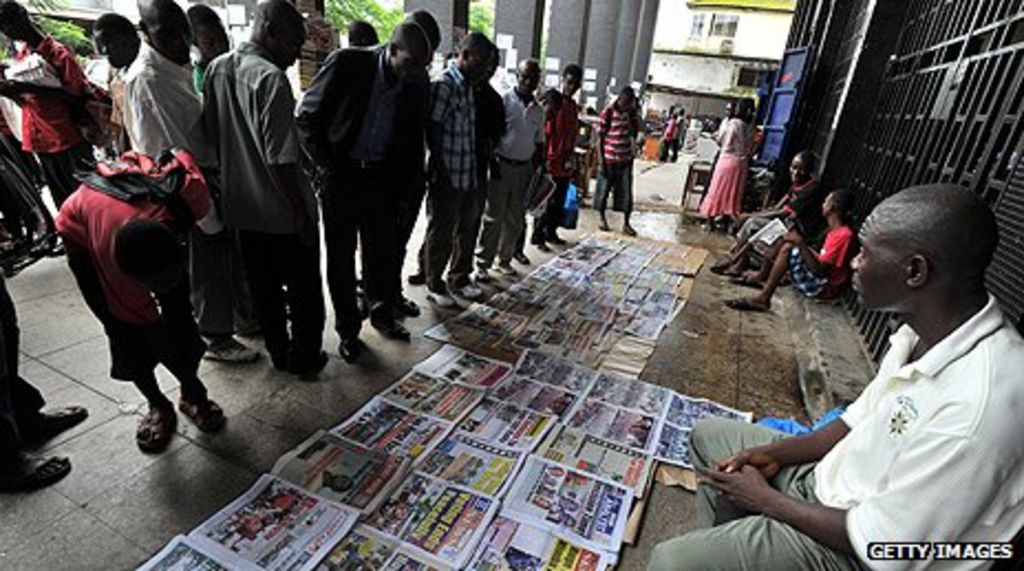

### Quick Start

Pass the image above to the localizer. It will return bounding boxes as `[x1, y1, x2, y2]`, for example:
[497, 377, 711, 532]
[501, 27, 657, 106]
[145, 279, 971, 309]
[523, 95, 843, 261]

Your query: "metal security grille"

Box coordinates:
[843, 0, 1024, 361]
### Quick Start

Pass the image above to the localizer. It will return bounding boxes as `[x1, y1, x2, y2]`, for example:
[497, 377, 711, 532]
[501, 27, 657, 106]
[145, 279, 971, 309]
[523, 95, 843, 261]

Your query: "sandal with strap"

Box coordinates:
[136, 405, 177, 453]
[0, 454, 72, 492]
[725, 297, 771, 313]
[178, 399, 226, 433]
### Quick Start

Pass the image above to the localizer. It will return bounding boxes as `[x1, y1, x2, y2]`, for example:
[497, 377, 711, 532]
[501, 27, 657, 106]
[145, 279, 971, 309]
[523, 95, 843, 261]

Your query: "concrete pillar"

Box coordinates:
[630, 0, 661, 85]
[582, 0, 622, 108]
[404, 0, 468, 55]
[547, 0, 588, 73]
[495, 0, 545, 58]
[611, 0, 643, 94]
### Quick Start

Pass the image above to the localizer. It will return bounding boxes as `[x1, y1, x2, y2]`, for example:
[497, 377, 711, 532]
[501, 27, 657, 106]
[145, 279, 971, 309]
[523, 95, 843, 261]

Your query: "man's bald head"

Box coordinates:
[138, 0, 192, 65]
[251, 0, 305, 69]
[407, 9, 440, 55]
[860, 186, 995, 294]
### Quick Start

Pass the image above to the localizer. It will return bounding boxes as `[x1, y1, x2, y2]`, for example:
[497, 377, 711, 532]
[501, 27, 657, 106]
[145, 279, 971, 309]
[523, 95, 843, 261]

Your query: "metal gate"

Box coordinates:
[840, 0, 1024, 361]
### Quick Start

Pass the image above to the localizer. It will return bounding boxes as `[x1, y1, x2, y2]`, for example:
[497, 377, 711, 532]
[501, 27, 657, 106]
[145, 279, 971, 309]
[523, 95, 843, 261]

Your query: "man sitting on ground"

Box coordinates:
[649, 184, 1024, 570]
[727, 189, 855, 312]
[712, 150, 825, 277]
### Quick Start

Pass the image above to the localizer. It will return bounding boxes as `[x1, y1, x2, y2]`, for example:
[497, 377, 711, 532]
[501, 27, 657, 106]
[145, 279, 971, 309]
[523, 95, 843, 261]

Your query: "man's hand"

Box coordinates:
[699, 465, 781, 514]
[716, 448, 780, 479]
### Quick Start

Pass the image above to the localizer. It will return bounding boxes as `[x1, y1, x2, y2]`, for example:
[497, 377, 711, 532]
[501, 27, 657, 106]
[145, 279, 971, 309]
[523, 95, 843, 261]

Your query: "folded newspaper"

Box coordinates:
[330, 397, 452, 461]
[466, 514, 615, 571]
[272, 430, 410, 515]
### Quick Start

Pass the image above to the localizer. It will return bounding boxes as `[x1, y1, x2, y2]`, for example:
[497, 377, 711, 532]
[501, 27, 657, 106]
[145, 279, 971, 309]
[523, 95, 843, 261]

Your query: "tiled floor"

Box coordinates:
[0, 207, 816, 570]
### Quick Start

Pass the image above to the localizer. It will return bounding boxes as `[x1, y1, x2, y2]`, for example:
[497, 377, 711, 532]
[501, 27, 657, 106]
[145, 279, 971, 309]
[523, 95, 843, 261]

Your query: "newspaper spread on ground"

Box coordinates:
[587, 373, 671, 418]
[655, 392, 754, 468]
[330, 398, 451, 461]
[363, 473, 497, 569]
[314, 526, 451, 571]
[465, 514, 615, 571]
[502, 457, 634, 554]
[490, 375, 579, 418]
[566, 397, 660, 452]
[189, 475, 359, 571]
[513, 349, 598, 394]
[138, 535, 237, 571]
[536, 423, 654, 498]
[272, 431, 409, 515]
[424, 305, 528, 363]
[455, 396, 555, 452]
[417, 433, 526, 497]
[414, 345, 513, 389]
[381, 371, 486, 424]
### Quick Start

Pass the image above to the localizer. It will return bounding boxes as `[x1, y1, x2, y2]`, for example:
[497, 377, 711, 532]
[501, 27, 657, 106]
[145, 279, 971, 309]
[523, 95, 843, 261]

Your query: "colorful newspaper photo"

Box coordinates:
[330, 397, 451, 460]
[417, 433, 525, 497]
[272, 431, 409, 514]
[536, 424, 654, 498]
[512, 349, 597, 393]
[382, 371, 485, 423]
[502, 457, 634, 554]
[466, 514, 613, 571]
[414, 345, 512, 389]
[654, 392, 753, 467]
[138, 535, 236, 571]
[566, 398, 659, 452]
[314, 526, 450, 571]
[587, 373, 671, 417]
[491, 375, 578, 418]
[189, 475, 358, 571]
[364, 473, 497, 569]
[455, 397, 555, 452]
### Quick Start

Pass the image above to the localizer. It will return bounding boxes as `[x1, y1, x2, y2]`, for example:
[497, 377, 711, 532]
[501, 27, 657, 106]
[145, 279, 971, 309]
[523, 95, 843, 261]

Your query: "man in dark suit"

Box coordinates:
[295, 22, 432, 363]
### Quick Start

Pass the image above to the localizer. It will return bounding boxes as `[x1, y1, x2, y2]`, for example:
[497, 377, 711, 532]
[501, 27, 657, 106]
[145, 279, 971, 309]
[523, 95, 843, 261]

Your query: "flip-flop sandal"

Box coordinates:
[729, 276, 764, 291]
[178, 399, 226, 433]
[725, 298, 771, 313]
[136, 406, 177, 453]
[22, 406, 89, 446]
[0, 455, 72, 492]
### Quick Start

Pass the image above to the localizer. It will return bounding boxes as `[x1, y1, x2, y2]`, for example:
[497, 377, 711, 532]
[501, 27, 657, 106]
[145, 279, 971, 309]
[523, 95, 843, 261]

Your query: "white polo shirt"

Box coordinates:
[497, 88, 544, 162]
[815, 296, 1024, 570]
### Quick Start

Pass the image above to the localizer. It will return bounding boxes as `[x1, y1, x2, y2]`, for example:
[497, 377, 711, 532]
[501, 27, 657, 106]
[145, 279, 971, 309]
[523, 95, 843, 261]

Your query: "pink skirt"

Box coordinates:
[700, 154, 748, 218]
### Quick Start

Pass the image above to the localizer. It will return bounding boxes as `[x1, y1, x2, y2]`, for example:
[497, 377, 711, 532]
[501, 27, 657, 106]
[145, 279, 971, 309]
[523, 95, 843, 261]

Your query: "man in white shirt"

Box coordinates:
[475, 58, 544, 279]
[125, 0, 258, 365]
[649, 184, 1024, 571]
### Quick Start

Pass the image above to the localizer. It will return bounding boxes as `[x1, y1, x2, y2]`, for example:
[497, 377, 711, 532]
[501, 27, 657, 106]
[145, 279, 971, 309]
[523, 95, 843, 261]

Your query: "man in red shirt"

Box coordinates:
[0, 2, 94, 208]
[55, 152, 225, 453]
[532, 63, 582, 251]
[595, 86, 641, 237]
[727, 189, 857, 312]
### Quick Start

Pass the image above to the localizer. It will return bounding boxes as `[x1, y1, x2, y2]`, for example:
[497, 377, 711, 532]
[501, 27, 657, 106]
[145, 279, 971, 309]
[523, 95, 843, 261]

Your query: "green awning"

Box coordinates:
[688, 0, 796, 12]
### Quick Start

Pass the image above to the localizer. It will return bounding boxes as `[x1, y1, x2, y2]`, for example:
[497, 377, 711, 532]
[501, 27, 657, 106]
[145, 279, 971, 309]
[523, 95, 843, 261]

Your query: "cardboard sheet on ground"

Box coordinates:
[272, 430, 409, 515]
[189, 475, 359, 571]
[600, 335, 657, 378]
[363, 473, 497, 569]
[503, 456, 634, 554]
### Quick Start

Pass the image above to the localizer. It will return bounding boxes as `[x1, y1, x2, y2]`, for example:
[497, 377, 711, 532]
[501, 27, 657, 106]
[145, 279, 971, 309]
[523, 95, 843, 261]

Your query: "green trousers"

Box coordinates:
[648, 418, 869, 571]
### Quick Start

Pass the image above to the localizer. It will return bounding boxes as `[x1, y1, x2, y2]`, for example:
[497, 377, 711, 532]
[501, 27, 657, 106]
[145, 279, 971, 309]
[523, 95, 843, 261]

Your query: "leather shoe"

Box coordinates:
[288, 351, 329, 376]
[371, 318, 411, 341]
[395, 297, 421, 318]
[338, 337, 364, 363]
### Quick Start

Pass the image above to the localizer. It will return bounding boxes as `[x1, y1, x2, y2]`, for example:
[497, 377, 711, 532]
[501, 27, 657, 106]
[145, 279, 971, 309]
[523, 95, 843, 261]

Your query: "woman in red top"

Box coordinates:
[726, 189, 857, 312]
[533, 64, 582, 251]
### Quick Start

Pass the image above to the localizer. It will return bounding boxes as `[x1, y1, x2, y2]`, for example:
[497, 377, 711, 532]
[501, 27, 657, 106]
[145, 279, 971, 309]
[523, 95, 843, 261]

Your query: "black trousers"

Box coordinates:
[67, 253, 208, 405]
[0, 277, 44, 460]
[238, 230, 325, 365]
[396, 183, 427, 290]
[322, 164, 399, 338]
[36, 144, 92, 209]
[533, 176, 570, 244]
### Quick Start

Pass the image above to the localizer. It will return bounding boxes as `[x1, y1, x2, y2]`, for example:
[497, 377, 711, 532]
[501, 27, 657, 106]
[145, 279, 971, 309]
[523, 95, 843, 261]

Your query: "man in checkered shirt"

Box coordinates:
[423, 32, 495, 308]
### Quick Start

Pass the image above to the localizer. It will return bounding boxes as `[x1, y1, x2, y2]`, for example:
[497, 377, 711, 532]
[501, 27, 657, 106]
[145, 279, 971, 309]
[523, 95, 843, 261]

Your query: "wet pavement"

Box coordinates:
[0, 205, 823, 570]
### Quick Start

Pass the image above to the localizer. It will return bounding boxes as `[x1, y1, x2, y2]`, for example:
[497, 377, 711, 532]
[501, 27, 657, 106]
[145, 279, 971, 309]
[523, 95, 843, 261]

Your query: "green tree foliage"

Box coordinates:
[37, 15, 91, 54]
[324, 0, 403, 43]
[469, 2, 492, 35]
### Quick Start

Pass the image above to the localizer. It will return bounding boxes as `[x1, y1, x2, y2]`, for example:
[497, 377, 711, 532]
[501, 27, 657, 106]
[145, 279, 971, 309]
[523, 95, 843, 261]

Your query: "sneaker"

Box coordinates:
[204, 337, 260, 363]
[496, 263, 518, 277]
[454, 284, 484, 301]
[427, 291, 457, 309]
[475, 266, 494, 283]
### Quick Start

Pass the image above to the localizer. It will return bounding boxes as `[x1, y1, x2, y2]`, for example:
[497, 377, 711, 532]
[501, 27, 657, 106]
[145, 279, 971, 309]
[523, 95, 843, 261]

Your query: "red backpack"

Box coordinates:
[75, 149, 205, 232]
